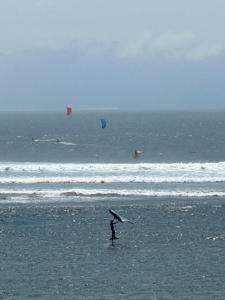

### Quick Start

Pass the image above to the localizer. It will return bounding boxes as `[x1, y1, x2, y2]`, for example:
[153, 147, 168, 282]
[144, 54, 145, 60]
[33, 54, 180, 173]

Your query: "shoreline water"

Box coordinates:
[0, 197, 225, 299]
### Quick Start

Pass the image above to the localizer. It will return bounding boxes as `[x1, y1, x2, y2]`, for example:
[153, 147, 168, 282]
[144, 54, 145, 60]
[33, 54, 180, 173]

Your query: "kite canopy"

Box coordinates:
[109, 209, 133, 224]
[133, 149, 144, 159]
[66, 105, 72, 115]
[100, 118, 107, 129]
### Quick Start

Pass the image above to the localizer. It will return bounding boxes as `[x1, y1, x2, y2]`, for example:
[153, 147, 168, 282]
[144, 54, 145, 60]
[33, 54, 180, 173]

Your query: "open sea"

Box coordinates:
[0, 110, 225, 299]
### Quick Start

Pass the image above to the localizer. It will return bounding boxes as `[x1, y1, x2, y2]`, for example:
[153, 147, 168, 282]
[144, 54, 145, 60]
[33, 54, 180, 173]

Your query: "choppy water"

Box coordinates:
[0, 111, 225, 203]
[0, 111, 225, 299]
[0, 199, 225, 299]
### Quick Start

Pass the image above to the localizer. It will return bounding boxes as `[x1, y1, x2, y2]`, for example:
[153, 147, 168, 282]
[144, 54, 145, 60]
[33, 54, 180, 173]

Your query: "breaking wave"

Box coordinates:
[1, 161, 225, 182]
[1, 161, 225, 203]
[1, 176, 225, 184]
[0, 188, 225, 204]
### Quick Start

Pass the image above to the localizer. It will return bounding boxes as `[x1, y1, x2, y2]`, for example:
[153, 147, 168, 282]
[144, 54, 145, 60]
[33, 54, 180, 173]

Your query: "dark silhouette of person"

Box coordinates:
[110, 219, 118, 240]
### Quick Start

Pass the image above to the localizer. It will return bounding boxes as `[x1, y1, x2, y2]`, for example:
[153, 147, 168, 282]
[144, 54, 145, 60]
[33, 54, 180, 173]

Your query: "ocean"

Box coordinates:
[0, 110, 225, 299]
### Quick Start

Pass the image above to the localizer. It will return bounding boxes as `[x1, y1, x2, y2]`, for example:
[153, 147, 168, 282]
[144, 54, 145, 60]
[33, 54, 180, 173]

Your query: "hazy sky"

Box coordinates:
[0, 0, 225, 110]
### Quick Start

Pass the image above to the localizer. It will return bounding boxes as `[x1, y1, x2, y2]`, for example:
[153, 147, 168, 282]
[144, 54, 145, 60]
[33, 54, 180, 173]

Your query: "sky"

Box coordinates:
[0, 0, 225, 110]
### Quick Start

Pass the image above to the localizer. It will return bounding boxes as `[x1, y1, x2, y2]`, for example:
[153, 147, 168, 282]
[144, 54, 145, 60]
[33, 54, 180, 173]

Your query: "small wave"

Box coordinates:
[0, 175, 225, 184]
[1, 161, 225, 175]
[0, 188, 225, 203]
[59, 142, 77, 146]
[206, 235, 225, 241]
[33, 139, 57, 142]
[59, 189, 225, 198]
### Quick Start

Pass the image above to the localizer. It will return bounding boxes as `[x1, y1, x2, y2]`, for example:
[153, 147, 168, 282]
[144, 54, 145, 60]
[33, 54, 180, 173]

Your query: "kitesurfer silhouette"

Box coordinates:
[110, 219, 118, 242]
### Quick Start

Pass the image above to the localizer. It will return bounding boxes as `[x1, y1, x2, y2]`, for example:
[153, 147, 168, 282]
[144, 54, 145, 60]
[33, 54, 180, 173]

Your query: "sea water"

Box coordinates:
[0, 111, 225, 299]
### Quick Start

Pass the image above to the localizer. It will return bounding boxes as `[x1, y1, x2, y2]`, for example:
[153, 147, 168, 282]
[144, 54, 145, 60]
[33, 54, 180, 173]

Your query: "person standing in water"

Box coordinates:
[110, 219, 118, 242]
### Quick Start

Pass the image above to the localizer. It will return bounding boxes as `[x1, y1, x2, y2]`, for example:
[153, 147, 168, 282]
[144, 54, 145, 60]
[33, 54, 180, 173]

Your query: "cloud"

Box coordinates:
[115, 31, 194, 60]
[1, 1, 225, 62]
[0, 39, 225, 110]
[63, 31, 225, 63]
[114, 31, 225, 62]
[184, 42, 225, 61]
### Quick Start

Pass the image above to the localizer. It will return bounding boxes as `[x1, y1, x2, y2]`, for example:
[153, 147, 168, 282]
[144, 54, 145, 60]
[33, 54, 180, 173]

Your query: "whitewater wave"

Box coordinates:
[1, 162, 225, 203]
[1, 162, 225, 184]
[0, 175, 225, 184]
[59, 141, 77, 146]
[0, 188, 225, 202]
[1, 161, 225, 173]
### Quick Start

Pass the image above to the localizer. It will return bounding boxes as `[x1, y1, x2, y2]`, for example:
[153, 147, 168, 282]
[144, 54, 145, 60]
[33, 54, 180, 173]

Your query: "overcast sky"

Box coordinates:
[0, 0, 225, 110]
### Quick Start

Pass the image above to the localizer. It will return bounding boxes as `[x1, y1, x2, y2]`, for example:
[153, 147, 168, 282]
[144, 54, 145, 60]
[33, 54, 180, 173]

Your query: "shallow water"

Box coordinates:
[0, 197, 225, 299]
